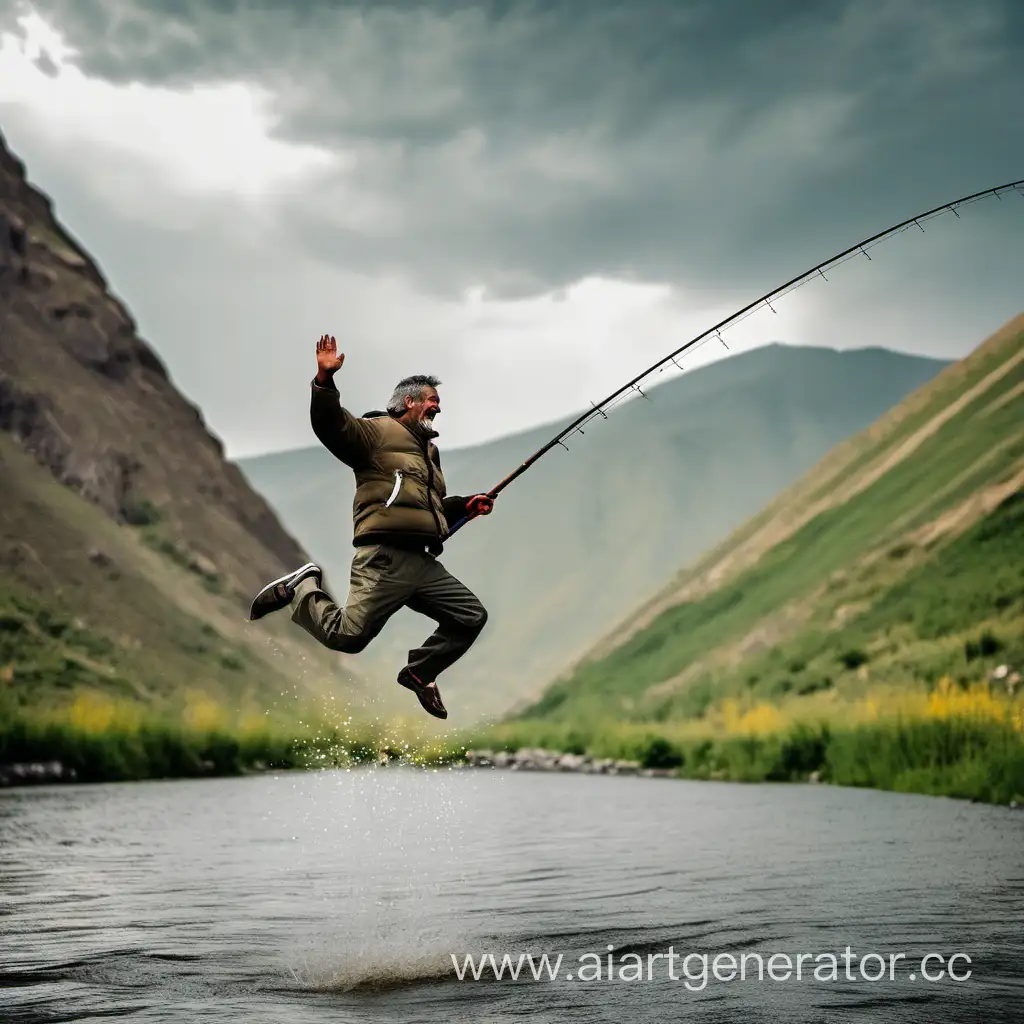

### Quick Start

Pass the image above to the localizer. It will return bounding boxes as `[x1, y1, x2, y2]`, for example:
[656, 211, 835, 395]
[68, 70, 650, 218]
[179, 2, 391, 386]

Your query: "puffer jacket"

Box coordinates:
[309, 377, 470, 554]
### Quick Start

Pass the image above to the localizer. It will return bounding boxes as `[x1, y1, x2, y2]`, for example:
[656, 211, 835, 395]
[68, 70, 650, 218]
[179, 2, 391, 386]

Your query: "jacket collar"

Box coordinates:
[397, 416, 439, 444]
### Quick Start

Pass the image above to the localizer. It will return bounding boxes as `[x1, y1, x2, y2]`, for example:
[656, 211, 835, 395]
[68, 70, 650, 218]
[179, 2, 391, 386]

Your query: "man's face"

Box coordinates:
[406, 387, 441, 424]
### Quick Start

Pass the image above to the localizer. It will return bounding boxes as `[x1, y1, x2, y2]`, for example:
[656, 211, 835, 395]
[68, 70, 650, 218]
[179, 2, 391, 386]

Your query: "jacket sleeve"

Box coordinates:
[442, 495, 470, 525]
[309, 377, 379, 466]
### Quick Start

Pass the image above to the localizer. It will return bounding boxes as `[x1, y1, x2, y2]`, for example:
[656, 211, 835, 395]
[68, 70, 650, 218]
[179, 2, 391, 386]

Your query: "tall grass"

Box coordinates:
[0, 691, 465, 784]
[468, 676, 1024, 804]
[825, 718, 1023, 804]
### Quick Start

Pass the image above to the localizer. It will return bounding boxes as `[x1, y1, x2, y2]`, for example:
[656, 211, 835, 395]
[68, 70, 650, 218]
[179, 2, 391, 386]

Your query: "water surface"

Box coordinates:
[1, 768, 1022, 1022]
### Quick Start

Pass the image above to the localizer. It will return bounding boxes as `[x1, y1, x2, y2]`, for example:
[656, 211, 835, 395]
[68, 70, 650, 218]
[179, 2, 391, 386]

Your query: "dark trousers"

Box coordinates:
[290, 543, 487, 682]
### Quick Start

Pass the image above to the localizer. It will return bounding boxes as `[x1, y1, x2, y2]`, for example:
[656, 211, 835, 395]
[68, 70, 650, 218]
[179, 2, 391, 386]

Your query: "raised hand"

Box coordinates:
[316, 334, 345, 381]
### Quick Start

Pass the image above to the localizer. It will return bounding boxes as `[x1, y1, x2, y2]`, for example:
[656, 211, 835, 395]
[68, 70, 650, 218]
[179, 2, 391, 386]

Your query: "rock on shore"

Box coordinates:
[463, 748, 676, 778]
[0, 761, 78, 786]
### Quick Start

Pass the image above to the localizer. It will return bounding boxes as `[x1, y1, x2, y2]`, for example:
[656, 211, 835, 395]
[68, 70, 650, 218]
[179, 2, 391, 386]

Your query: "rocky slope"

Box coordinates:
[0, 127, 364, 726]
[0, 130, 306, 597]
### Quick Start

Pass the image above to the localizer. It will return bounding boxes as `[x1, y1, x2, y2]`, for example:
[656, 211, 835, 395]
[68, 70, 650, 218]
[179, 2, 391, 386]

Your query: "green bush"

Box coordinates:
[123, 499, 162, 527]
[774, 724, 830, 779]
[639, 736, 683, 770]
[964, 631, 1003, 661]
[839, 649, 868, 670]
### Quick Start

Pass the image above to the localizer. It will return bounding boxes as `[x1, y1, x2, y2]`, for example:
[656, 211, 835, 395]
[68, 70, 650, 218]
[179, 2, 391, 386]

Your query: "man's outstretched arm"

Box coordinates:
[309, 334, 378, 466]
[442, 493, 494, 527]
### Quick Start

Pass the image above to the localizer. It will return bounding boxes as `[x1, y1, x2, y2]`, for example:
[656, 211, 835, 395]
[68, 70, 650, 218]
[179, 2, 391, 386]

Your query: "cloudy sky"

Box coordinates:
[1, 0, 1022, 457]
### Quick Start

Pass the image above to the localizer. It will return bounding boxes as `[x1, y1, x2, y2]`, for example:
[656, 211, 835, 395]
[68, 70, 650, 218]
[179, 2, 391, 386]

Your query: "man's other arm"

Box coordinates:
[310, 377, 378, 467]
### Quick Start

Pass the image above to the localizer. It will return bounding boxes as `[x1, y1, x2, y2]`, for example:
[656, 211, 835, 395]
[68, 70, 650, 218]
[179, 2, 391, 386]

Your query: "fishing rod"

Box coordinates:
[446, 177, 1024, 537]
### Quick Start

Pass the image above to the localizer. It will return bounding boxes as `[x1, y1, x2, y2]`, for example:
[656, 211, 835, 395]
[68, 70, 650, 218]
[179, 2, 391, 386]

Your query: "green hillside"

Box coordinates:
[239, 343, 947, 721]
[476, 313, 1024, 804]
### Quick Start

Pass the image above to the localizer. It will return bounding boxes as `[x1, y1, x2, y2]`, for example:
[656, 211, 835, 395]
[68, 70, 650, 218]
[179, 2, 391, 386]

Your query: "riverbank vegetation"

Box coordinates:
[470, 676, 1024, 805]
[3, 678, 1021, 806]
[0, 690, 461, 785]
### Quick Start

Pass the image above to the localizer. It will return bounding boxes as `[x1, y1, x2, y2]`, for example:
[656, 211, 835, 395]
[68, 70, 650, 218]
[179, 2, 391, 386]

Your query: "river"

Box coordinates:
[1, 768, 1021, 1022]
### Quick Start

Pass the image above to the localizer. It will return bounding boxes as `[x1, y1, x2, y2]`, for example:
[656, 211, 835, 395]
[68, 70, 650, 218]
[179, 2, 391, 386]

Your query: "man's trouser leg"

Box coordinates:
[403, 557, 488, 682]
[290, 544, 415, 653]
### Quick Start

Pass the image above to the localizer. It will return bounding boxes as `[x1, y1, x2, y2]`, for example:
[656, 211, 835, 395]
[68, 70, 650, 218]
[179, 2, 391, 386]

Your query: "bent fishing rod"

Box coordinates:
[447, 176, 1024, 537]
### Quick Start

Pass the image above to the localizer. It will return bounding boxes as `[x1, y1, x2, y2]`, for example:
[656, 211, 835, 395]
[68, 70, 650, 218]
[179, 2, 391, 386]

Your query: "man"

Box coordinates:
[247, 334, 495, 720]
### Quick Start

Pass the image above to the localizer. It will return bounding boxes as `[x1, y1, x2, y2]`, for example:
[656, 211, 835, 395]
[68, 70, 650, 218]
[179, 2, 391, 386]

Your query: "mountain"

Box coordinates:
[0, 127, 369, 746]
[238, 342, 948, 721]
[490, 313, 1024, 802]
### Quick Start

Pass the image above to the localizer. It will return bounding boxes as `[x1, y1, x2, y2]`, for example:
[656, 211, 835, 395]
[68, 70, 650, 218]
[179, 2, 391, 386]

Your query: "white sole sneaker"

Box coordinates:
[248, 562, 321, 620]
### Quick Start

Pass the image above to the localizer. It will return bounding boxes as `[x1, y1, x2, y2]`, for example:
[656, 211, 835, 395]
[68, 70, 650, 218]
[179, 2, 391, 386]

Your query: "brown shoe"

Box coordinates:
[397, 667, 448, 720]
[248, 562, 321, 621]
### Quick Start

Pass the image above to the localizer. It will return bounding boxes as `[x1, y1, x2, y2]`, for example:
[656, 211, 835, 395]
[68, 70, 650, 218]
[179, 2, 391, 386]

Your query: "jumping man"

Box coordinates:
[247, 334, 495, 719]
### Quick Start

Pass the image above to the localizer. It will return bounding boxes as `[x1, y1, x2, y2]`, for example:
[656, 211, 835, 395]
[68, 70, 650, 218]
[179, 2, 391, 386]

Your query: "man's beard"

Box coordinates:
[415, 411, 438, 434]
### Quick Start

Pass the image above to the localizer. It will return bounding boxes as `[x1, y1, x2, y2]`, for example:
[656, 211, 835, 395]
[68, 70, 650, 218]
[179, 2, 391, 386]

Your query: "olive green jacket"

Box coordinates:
[309, 377, 470, 553]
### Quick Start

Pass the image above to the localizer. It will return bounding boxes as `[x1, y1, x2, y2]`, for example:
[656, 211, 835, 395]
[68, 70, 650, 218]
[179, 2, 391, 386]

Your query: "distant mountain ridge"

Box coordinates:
[238, 341, 949, 720]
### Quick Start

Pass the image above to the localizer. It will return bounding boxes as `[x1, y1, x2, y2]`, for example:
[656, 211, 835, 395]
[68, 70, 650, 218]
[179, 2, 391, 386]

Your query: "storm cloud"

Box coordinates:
[1, 0, 1021, 457]
[7, 0, 1023, 298]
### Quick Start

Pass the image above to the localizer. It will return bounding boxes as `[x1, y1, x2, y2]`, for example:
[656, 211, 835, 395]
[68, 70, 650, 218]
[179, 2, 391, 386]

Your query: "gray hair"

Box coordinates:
[386, 374, 441, 416]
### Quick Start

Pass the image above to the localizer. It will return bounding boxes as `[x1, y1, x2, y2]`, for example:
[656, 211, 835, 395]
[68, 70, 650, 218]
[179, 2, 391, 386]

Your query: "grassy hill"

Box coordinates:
[474, 313, 1024, 804]
[239, 343, 947, 721]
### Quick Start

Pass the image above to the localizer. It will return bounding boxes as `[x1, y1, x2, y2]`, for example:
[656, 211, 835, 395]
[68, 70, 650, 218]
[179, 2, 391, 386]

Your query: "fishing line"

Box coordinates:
[447, 178, 1024, 537]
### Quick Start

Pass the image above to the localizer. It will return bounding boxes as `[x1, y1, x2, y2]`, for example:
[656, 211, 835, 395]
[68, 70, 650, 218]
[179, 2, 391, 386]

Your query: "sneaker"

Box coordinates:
[397, 666, 448, 720]
[248, 562, 322, 621]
